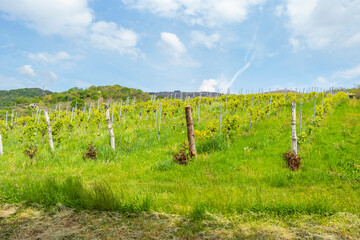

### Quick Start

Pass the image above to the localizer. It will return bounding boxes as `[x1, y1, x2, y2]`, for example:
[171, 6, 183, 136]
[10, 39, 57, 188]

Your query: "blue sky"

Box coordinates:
[0, 0, 359, 93]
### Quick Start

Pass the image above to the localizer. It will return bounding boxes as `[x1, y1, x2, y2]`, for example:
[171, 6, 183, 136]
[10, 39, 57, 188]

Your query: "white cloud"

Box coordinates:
[199, 60, 252, 92]
[123, 0, 264, 27]
[28, 51, 82, 64]
[0, 0, 93, 37]
[334, 64, 360, 80]
[199, 79, 218, 92]
[157, 32, 199, 67]
[191, 31, 220, 49]
[285, 0, 360, 50]
[90, 21, 141, 57]
[16, 65, 36, 78]
[159, 32, 186, 55]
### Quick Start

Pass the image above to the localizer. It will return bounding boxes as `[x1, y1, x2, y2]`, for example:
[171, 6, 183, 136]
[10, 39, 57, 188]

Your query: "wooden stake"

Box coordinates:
[104, 105, 115, 150]
[185, 106, 196, 157]
[44, 108, 55, 152]
[291, 101, 297, 154]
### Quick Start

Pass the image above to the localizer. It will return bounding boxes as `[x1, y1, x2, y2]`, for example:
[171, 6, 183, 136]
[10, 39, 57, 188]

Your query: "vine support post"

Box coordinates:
[185, 106, 197, 158]
[291, 101, 297, 154]
[104, 105, 115, 150]
[0, 131, 3, 156]
[219, 104, 222, 135]
[313, 95, 317, 122]
[298, 102, 303, 152]
[44, 108, 55, 153]
[197, 92, 201, 126]
[158, 103, 162, 141]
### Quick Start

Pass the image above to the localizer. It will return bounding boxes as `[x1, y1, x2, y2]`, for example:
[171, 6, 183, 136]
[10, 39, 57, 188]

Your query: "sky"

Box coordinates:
[0, 0, 360, 93]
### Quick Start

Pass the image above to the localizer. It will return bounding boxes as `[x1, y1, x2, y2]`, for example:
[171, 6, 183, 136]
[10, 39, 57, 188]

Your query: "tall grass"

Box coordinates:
[0, 98, 359, 216]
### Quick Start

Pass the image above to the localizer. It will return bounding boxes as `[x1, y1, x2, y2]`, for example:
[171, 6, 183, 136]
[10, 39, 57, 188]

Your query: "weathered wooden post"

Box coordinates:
[44, 108, 55, 152]
[185, 106, 196, 157]
[291, 101, 297, 154]
[0, 131, 3, 156]
[104, 105, 115, 150]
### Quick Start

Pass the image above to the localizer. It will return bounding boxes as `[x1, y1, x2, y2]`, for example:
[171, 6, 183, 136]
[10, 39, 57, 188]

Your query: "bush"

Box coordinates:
[173, 142, 191, 165]
[83, 142, 97, 160]
[283, 151, 302, 171]
[23, 145, 38, 159]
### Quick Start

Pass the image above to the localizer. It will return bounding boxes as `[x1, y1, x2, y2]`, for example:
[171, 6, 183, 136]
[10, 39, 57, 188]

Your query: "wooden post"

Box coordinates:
[291, 101, 297, 154]
[185, 106, 197, 157]
[104, 105, 115, 150]
[0, 131, 3, 156]
[44, 108, 55, 152]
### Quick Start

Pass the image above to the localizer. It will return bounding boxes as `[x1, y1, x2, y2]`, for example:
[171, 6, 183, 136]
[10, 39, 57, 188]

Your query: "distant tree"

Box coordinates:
[102, 92, 109, 99]
[71, 98, 85, 109]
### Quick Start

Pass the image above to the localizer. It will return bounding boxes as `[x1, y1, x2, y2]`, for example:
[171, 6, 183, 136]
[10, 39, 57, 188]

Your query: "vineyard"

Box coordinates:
[0, 90, 360, 237]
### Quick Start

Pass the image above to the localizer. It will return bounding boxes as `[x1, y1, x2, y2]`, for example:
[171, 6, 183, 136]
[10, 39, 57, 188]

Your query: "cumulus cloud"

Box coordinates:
[90, 21, 141, 57]
[191, 31, 220, 49]
[123, 0, 264, 27]
[28, 51, 82, 64]
[158, 32, 186, 55]
[199, 60, 252, 92]
[158, 32, 199, 67]
[199, 79, 218, 92]
[0, 0, 93, 36]
[16, 65, 36, 78]
[285, 0, 360, 50]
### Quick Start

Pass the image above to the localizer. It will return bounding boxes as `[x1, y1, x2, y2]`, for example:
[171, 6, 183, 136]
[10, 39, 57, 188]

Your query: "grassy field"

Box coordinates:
[0, 95, 359, 239]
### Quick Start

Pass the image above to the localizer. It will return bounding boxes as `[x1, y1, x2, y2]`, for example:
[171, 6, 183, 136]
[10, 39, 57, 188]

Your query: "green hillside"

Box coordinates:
[0, 85, 150, 110]
[0, 88, 51, 108]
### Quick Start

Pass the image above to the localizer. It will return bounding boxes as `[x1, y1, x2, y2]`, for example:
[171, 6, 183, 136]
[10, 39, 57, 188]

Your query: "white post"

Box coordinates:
[219, 104, 222, 135]
[104, 105, 115, 150]
[0, 131, 3, 156]
[197, 93, 201, 126]
[158, 103, 162, 141]
[313, 95, 317, 122]
[44, 108, 55, 152]
[291, 101, 297, 154]
[268, 93, 272, 118]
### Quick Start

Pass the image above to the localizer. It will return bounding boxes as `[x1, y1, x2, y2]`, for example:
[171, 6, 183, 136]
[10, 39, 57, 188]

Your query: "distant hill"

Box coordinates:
[0, 85, 150, 109]
[0, 88, 52, 108]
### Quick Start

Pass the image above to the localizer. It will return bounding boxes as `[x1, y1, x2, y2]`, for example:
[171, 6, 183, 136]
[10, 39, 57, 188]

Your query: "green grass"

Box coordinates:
[0, 98, 359, 218]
